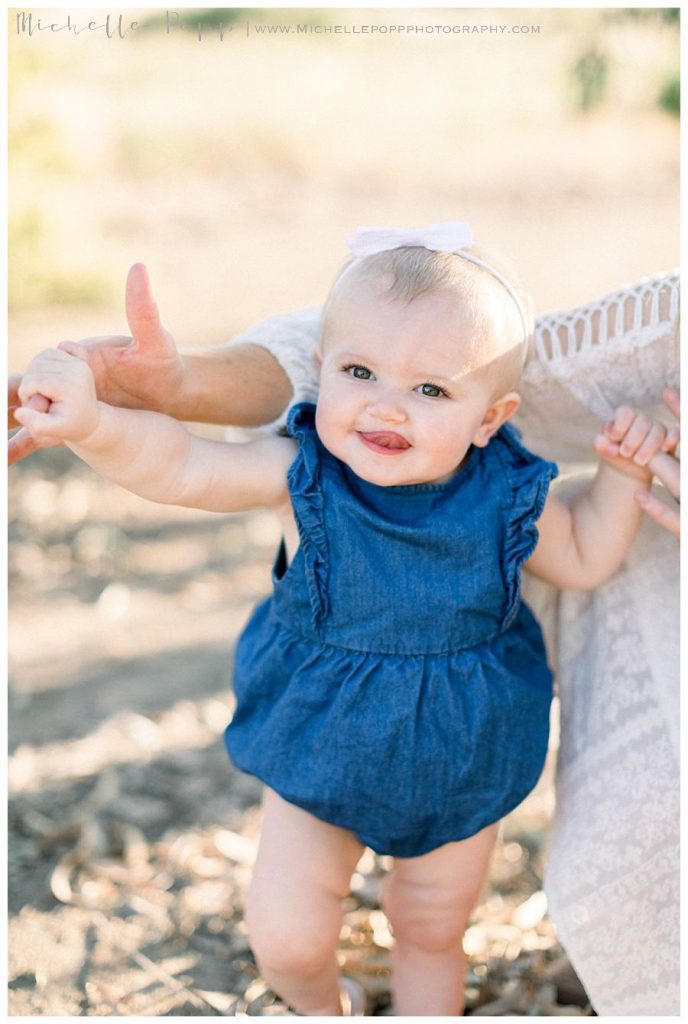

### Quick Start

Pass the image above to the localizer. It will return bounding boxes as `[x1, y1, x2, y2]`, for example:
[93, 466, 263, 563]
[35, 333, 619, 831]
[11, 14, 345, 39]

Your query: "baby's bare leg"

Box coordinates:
[246, 788, 364, 1015]
[383, 824, 497, 1015]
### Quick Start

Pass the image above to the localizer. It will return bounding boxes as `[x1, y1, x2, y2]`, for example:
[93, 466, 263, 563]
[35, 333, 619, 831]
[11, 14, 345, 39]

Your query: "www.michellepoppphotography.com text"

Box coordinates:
[15, 10, 543, 43]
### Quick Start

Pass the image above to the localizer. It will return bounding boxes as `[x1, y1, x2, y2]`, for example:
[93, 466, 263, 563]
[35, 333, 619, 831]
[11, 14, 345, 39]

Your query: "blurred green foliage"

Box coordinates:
[659, 74, 680, 116]
[572, 50, 608, 113]
[138, 8, 329, 32]
[611, 8, 680, 25]
[573, 8, 679, 116]
[9, 208, 114, 311]
[138, 8, 243, 31]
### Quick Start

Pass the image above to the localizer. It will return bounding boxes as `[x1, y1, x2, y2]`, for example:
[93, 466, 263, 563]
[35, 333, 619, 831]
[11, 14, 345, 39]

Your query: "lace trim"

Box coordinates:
[533, 271, 679, 362]
[229, 274, 679, 432]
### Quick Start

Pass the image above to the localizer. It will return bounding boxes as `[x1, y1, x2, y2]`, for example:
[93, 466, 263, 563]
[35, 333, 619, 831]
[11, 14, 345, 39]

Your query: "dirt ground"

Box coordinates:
[9, 447, 593, 1017]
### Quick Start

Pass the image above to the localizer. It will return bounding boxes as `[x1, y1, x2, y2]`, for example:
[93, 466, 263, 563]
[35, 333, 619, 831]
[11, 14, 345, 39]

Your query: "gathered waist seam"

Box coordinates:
[267, 609, 503, 656]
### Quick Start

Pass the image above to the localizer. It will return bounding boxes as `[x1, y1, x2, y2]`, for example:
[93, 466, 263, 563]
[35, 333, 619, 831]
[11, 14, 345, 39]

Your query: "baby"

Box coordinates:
[15, 223, 670, 1016]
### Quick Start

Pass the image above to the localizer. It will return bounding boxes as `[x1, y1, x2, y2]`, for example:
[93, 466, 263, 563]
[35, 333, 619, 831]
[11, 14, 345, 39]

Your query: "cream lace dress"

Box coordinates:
[231, 273, 680, 1016]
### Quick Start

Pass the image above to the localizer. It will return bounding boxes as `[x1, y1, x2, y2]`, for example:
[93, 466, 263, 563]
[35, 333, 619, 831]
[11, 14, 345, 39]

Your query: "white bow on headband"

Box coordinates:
[345, 220, 529, 349]
[347, 221, 474, 258]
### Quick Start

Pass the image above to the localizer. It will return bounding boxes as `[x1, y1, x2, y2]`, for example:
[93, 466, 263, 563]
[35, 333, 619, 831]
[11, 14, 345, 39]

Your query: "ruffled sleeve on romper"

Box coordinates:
[284, 403, 330, 627]
[491, 424, 558, 630]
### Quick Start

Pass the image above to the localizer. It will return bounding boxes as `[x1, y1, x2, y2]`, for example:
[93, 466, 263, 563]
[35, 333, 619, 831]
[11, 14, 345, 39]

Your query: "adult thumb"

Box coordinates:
[125, 263, 170, 355]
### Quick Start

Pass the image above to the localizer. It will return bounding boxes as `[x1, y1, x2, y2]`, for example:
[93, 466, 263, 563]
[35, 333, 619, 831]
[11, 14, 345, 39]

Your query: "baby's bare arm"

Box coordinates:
[525, 406, 667, 589]
[72, 408, 295, 513]
[15, 347, 295, 513]
[525, 466, 644, 589]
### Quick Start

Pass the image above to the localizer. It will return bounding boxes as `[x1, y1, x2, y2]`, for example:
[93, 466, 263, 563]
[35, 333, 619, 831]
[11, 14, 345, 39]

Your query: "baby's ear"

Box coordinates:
[472, 392, 521, 447]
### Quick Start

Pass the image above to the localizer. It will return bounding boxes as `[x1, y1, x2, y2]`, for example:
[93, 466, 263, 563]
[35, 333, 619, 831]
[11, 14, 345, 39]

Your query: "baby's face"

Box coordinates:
[316, 278, 502, 487]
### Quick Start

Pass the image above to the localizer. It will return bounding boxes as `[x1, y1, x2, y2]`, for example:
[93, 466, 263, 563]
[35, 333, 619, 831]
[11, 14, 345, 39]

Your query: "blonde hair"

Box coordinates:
[322, 244, 534, 395]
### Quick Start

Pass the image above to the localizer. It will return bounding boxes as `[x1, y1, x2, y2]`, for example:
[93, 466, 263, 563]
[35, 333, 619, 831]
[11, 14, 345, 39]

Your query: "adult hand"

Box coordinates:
[9, 264, 184, 465]
[635, 388, 680, 539]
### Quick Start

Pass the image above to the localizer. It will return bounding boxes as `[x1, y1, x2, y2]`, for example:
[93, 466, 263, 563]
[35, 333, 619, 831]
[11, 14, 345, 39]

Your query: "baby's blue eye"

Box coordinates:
[345, 365, 373, 380]
[416, 383, 445, 399]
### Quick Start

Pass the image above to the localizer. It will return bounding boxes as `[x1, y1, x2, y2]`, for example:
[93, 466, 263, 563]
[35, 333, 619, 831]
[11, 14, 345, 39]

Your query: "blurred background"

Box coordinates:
[9, 6, 679, 358]
[8, 6, 679, 1016]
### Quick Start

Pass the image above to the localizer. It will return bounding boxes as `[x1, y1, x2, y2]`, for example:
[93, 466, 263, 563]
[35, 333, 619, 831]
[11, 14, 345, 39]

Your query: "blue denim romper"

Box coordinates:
[225, 403, 558, 858]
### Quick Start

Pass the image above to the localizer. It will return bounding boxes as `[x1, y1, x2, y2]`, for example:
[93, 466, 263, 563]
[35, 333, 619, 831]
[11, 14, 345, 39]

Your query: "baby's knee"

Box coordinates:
[246, 898, 334, 978]
[382, 875, 473, 954]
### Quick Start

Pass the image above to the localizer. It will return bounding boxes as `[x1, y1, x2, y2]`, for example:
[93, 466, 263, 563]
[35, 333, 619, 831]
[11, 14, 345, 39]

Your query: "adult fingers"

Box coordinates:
[125, 263, 171, 355]
[648, 450, 680, 500]
[8, 427, 37, 465]
[663, 387, 680, 422]
[663, 426, 680, 454]
[635, 489, 680, 539]
[8, 428, 62, 465]
[8, 373, 23, 427]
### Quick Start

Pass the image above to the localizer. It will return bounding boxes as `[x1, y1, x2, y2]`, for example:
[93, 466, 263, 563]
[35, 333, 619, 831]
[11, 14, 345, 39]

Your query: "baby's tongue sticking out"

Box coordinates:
[364, 432, 410, 449]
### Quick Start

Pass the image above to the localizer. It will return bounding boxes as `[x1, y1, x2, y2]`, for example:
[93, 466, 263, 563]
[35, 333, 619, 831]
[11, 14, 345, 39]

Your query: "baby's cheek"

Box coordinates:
[315, 401, 345, 457]
[434, 420, 468, 455]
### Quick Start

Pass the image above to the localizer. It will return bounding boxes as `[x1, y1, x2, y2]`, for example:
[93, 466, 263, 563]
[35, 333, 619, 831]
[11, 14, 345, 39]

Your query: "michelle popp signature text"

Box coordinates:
[15, 11, 232, 41]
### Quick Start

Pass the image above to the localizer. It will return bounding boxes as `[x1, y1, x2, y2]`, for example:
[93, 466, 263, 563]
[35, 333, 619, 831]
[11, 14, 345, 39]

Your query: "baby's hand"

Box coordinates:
[593, 406, 670, 482]
[14, 348, 100, 444]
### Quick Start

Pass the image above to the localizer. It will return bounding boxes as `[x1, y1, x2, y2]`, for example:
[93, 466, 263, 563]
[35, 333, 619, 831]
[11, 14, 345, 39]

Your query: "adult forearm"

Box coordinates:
[170, 343, 293, 426]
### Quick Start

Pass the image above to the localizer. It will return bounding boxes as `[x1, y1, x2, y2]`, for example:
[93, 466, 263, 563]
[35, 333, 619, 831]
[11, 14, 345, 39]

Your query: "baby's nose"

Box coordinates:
[367, 391, 408, 423]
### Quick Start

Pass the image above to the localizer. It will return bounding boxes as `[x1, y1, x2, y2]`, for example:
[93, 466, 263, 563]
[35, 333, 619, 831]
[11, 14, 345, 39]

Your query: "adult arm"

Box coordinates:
[15, 348, 295, 513]
[8, 263, 297, 463]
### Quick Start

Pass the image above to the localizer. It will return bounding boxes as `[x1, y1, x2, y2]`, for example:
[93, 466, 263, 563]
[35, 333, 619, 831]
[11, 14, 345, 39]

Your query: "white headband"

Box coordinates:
[346, 221, 530, 349]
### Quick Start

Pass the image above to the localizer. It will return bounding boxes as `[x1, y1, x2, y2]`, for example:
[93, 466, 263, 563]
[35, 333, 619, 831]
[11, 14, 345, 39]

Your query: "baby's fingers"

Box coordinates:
[593, 433, 621, 458]
[603, 405, 636, 443]
[631, 419, 667, 466]
[13, 405, 65, 440]
[617, 412, 654, 458]
[18, 368, 60, 407]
